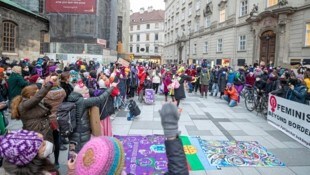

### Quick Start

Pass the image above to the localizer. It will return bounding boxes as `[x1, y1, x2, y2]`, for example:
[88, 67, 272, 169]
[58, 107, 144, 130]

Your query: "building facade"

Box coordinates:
[117, 0, 130, 53]
[163, 0, 310, 68]
[0, 0, 49, 60]
[129, 7, 165, 63]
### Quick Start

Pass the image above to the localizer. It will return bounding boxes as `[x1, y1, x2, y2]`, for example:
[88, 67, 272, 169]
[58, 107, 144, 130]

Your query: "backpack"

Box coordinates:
[128, 100, 141, 116]
[56, 102, 77, 137]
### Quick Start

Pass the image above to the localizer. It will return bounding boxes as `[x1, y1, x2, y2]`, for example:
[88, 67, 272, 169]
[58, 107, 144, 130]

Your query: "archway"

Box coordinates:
[260, 30, 276, 65]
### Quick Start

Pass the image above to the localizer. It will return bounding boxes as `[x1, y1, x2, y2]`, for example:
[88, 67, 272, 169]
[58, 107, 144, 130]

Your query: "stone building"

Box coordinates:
[118, 0, 130, 53]
[129, 7, 165, 63]
[0, 0, 49, 60]
[163, 0, 310, 68]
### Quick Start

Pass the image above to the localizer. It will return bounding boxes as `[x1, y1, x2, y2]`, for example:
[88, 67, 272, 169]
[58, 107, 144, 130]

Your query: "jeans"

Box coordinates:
[223, 95, 237, 107]
[114, 96, 122, 108]
[211, 83, 219, 96]
[127, 112, 134, 121]
[188, 82, 193, 92]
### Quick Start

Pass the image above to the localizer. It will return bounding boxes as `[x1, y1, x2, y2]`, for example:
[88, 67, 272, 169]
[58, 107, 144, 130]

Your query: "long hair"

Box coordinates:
[11, 85, 38, 119]
[3, 156, 59, 175]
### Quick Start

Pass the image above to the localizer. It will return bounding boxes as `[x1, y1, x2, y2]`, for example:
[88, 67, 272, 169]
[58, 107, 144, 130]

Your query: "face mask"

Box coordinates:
[256, 78, 261, 81]
[6, 70, 12, 74]
[42, 141, 54, 158]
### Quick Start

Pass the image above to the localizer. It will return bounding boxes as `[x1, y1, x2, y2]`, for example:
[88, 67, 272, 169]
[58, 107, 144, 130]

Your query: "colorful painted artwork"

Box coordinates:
[198, 139, 285, 167]
[114, 135, 214, 175]
[114, 135, 168, 175]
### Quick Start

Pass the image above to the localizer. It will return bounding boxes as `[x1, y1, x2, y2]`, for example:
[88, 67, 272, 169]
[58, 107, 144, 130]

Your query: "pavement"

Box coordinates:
[1, 93, 310, 175]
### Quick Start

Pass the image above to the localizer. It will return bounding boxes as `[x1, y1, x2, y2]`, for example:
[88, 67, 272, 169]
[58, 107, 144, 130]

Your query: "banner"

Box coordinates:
[46, 0, 96, 14]
[267, 95, 310, 149]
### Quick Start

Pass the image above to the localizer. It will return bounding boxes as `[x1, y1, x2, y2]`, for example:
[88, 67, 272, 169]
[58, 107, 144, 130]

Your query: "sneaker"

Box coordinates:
[127, 117, 133, 121]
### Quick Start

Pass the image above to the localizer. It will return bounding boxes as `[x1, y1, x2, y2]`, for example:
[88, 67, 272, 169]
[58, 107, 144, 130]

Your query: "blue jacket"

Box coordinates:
[227, 72, 235, 84]
[286, 85, 307, 104]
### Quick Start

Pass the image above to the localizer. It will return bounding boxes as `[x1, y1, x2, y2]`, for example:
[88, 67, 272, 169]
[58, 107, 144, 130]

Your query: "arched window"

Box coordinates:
[2, 21, 17, 52]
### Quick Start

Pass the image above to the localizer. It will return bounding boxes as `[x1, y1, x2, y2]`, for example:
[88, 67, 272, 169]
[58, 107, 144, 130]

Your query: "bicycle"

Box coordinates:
[244, 87, 268, 116]
[240, 84, 254, 99]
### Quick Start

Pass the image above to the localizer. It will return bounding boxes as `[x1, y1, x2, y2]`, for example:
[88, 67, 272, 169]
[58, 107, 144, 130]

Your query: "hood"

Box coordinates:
[45, 88, 66, 100]
[67, 92, 83, 102]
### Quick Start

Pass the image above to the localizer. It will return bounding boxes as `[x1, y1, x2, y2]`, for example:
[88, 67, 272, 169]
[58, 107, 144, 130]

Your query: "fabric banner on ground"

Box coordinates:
[267, 94, 310, 149]
[198, 139, 285, 167]
[114, 135, 212, 174]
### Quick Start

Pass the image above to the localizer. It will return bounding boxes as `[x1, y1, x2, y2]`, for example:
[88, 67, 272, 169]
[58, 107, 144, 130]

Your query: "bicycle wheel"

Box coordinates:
[245, 93, 255, 112]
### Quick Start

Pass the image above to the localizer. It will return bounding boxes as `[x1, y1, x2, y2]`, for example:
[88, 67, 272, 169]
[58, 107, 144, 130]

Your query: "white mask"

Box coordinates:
[256, 78, 261, 81]
[42, 141, 54, 158]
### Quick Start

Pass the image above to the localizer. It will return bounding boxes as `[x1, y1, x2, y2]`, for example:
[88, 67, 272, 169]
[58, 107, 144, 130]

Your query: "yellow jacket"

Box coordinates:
[305, 78, 310, 93]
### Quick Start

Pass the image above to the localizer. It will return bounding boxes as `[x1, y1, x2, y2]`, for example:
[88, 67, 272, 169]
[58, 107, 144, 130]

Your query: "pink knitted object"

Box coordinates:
[75, 137, 114, 175]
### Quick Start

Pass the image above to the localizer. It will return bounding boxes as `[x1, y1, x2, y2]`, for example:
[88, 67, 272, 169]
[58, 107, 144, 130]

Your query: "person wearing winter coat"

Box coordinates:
[245, 72, 255, 87]
[227, 69, 235, 84]
[163, 72, 174, 102]
[218, 70, 228, 98]
[223, 83, 239, 107]
[199, 68, 210, 98]
[44, 74, 66, 167]
[152, 70, 161, 94]
[8, 66, 29, 101]
[159, 103, 189, 175]
[174, 67, 194, 107]
[60, 72, 74, 102]
[287, 78, 308, 104]
[210, 68, 219, 97]
[10, 77, 58, 143]
[67, 81, 118, 153]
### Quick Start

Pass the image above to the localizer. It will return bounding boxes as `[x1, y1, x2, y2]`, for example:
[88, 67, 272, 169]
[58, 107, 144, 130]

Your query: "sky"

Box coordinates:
[130, 0, 165, 12]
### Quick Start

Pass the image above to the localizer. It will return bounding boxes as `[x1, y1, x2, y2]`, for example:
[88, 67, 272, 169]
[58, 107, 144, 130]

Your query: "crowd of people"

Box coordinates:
[0, 56, 309, 174]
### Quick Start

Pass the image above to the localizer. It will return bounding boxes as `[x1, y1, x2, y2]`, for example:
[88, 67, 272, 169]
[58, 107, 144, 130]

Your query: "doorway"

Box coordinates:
[260, 30, 276, 65]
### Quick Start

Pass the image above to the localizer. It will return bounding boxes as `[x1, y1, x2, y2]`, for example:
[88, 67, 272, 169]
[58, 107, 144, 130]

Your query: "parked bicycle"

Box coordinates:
[245, 87, 268, 116]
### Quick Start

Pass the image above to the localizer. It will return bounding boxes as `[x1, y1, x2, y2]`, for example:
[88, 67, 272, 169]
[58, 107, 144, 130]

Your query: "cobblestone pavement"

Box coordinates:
[1, 93, 310, 175]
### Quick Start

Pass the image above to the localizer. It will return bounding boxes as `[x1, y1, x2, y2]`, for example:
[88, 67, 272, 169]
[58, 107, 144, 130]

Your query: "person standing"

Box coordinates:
[8, 66, 29, 102]
[218, 69, 228, 99]
[152, 70, 161, 94]
[200, 68, 210, 98]
[174, 67, 194, 107]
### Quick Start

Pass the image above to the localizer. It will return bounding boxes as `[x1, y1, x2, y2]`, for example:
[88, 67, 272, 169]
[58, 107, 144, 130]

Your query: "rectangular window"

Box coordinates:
[147, 24, 150, 29]
[146, 34, 150, 41]
[196, 0, 201, 11]
[130, 26, 133, 31]
[155, 23, 159, 29]
[40, 31, 46, 54]
[137, 25, 140, 30]
[219, 8, 226, 23]
[239, 35, 246, 51]
[205, 16, 211, 28]
[155, 33, 159, 41]
[146, 46, 149, 53]
[2, 22, 17, 52]
[217, 39, 223, 52]
[195, 21, 199, 32]
[176, 13, 179, 23]
[182, 9, 185, 20]
[130, 35, 133, 42]
[188, 4, 192, 16]
[39, 0, 44, 13]
[136, 46, 140, 53]
[130, 46, 133, 53]
[203, 41, 208, 53]
[137, 34, 140, 41]
[240, 0, 248, 16]
[155, 46, 159, 53]
[305, 24, 310, 46]
[267, 0, 278, 7]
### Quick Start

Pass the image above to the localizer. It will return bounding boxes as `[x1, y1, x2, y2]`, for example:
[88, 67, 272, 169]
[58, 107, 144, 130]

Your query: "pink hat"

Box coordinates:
[75, 137, 124, 175]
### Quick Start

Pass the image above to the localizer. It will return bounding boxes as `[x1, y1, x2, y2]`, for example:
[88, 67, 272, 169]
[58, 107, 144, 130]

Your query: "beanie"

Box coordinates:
[0, 130, 43, 166]
[75, 137, 125, 175]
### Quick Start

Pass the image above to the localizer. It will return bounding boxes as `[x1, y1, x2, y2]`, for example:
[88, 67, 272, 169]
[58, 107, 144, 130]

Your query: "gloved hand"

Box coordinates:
[159, 103, 180, 138]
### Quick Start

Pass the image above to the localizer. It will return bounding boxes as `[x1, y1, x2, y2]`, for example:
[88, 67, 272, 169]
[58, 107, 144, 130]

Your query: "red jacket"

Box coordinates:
[246, 74, 255, 86]
[224, 86, 239, 101]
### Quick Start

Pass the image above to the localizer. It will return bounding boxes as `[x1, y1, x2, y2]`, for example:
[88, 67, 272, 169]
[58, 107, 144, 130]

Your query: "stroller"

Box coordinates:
[138, 78, 155, 104]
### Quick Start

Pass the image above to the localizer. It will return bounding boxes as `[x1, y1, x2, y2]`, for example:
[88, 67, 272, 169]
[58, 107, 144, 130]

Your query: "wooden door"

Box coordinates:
[260, 31, 276, 65]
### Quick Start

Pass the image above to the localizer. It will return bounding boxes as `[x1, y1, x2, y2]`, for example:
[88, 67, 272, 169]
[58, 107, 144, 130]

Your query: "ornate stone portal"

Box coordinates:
[246, 6, 296, 66]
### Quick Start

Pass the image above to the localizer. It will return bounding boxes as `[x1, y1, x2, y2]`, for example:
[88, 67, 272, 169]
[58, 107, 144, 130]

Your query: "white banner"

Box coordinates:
[267, 94, 310, 149]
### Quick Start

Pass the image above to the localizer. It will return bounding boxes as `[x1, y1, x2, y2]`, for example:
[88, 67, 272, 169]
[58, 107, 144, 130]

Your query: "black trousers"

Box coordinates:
[153, 83, 159, 94]
[53, 130, 60, 165]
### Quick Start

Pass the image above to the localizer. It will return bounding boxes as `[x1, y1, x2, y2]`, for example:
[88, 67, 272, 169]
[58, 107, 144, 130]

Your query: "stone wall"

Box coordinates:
[0, 6, 48, 60]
